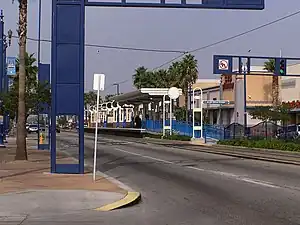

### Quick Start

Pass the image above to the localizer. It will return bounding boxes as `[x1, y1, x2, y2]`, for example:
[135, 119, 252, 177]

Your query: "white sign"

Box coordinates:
[218, 59, 229, 70]
[168, 87, 180, 100]
[93, 74, 105, 91]
[203, 100, 230, 104]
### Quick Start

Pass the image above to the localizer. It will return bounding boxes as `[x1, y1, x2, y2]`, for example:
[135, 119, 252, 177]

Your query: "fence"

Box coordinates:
[140, 119, 225, 140]
[224, 121, 299, 140]
[141, 120, 297, 141]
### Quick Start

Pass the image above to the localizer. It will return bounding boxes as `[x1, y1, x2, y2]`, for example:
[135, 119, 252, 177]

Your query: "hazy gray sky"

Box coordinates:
[2, 0, 300, 95]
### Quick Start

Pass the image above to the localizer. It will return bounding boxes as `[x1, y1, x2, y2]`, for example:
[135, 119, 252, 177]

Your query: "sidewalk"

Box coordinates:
[0, 137, 134, 221]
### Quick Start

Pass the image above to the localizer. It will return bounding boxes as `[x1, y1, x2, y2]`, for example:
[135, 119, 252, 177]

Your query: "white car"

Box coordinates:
[27, 124, 38, 133]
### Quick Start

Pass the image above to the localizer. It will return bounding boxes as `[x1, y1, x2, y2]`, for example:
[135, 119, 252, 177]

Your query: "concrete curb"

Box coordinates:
[142, 140, 300, 166]
[95, 191, 141, 211]
[56, 146, 142, 211]
[176, 147, 300, 166]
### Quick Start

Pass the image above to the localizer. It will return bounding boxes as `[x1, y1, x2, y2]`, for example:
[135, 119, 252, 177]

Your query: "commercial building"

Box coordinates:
[192, 66, 273, 126]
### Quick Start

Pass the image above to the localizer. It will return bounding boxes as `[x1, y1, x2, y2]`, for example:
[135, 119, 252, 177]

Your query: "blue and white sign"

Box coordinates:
[6, 57, 16, 76]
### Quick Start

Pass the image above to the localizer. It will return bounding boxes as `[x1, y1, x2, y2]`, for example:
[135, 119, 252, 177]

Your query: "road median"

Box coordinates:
[138, 137, 300, 165]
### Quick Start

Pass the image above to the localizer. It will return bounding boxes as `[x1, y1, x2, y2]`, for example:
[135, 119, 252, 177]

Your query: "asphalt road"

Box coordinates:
[54, 132, 300, 225]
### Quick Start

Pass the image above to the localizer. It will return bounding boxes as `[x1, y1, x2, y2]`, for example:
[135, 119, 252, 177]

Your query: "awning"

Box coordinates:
[110, 88, 182, 105]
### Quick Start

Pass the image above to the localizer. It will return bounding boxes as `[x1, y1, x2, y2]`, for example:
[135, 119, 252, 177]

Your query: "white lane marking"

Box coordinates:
[114, 148, 174, 164]
[239, 178, 279, 188]
[187, 166, 239, 178]
[113, 147, 280, 189]
[188, 166, 279, 189]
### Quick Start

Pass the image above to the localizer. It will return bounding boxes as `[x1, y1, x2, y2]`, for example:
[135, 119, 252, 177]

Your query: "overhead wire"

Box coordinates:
[11, 35, 186, 53]
[153, 8, 300, 70]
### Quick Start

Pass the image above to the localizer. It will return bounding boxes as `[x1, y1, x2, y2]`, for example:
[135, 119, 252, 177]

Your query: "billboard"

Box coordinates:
[6, 57, 16, 76]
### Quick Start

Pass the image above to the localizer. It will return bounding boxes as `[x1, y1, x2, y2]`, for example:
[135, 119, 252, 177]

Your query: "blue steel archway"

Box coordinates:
[51, 0, 264, 174]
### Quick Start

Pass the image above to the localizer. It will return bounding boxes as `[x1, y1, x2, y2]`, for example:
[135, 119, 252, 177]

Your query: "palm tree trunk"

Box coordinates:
[15, 0, 28, 160]
[272, 76, 279, 106]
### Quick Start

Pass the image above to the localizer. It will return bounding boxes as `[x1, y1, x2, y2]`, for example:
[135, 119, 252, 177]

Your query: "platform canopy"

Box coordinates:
[110, 88, 183, 105]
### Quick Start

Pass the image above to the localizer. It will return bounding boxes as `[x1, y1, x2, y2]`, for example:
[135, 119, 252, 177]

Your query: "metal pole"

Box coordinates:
[38, 0, 42, 65]
[0, 11, 4, 146]
[200, 88, 203, 139]
[0, 11, 3, 93]
[114, 83, 120, 127]
[218, 77, 223, 125]
[189, 84, 192, 123]
[192, 89, 195, 139]
[162, 95, 166, 137]
[93, 88, 100, 182]
[169, 98, 172, 135]
[243, 62, 247, 136]
[37, 0, 42, 148]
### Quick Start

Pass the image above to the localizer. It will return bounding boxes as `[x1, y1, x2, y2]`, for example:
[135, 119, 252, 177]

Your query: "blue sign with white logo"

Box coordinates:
[6, 57, 16, 76]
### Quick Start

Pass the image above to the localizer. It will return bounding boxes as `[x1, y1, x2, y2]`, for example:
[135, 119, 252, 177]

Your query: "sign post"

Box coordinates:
[168, 87, 180, 135]
[92, 73, 105, 182]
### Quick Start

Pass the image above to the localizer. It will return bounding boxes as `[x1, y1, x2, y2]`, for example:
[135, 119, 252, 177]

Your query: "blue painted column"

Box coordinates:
[0, 11, 3, 96]
[0, 11, 5, 147]
[3, 45, 8, 143]
[38, 63, 50, 150]
[51, 0, 85, 174]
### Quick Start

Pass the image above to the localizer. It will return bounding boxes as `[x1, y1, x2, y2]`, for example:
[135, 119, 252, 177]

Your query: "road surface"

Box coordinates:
[56, 132, 300, 225]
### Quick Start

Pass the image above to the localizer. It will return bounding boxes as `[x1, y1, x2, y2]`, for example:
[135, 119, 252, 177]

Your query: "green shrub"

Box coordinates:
[163, 134, 191, 141]
[143, 133, 191, 141]
[217, 139, 300, 152]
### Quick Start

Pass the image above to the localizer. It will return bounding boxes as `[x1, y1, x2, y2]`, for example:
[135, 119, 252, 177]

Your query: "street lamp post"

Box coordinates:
[241, 59, 248, 136]
[113, 83, 120, 127]
[0, 10, 12, 146]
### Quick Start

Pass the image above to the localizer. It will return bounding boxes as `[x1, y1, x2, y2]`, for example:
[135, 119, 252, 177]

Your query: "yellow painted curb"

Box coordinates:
[95, 192, 141, 211]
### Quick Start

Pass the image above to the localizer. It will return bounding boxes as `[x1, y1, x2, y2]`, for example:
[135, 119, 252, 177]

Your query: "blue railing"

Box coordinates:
[140, 119, 225, 140]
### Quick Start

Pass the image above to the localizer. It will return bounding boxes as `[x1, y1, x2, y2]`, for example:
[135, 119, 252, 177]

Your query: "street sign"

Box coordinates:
[218, 59, 229, 70]
[6, 57, 16, 76]
[203, 100, 230, 104]
[213, 55, 233, 74]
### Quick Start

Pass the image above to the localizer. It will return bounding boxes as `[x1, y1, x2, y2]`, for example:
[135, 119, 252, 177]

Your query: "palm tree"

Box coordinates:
[133, 66, 148, 89]
[14, 0, 28, 160]
[176, 54, 198, 122]
[264, 59, 279, 106]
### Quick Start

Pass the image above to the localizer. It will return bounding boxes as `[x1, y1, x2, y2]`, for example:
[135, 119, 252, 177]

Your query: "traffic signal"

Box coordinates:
[279, 59, 286, 76]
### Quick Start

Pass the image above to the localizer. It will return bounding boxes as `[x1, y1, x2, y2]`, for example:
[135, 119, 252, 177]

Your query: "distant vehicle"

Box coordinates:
[276, 124, 300, 140]
[27, 124, 38, 134]
[56, 126, 61, 133]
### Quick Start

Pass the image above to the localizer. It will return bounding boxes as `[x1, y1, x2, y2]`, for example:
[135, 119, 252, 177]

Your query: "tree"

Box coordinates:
[176, 54, 198, 122]
[264, 59, 279, 106]
[133, 66, 149, 89]
[11, 0, 28, 160]
[84, 91, 99, 108]
[1, 52, 50, 159]
[1, 52, 50, 120]
[249, 104, 291, 125]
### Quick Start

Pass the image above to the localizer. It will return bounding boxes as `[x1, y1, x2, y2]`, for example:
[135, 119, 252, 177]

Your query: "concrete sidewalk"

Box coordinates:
[0, 138, 131, 221]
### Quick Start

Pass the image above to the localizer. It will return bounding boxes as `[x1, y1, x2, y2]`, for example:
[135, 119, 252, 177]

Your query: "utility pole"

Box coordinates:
[113, 83, 120, 127]
[113, 83, 120, 95]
